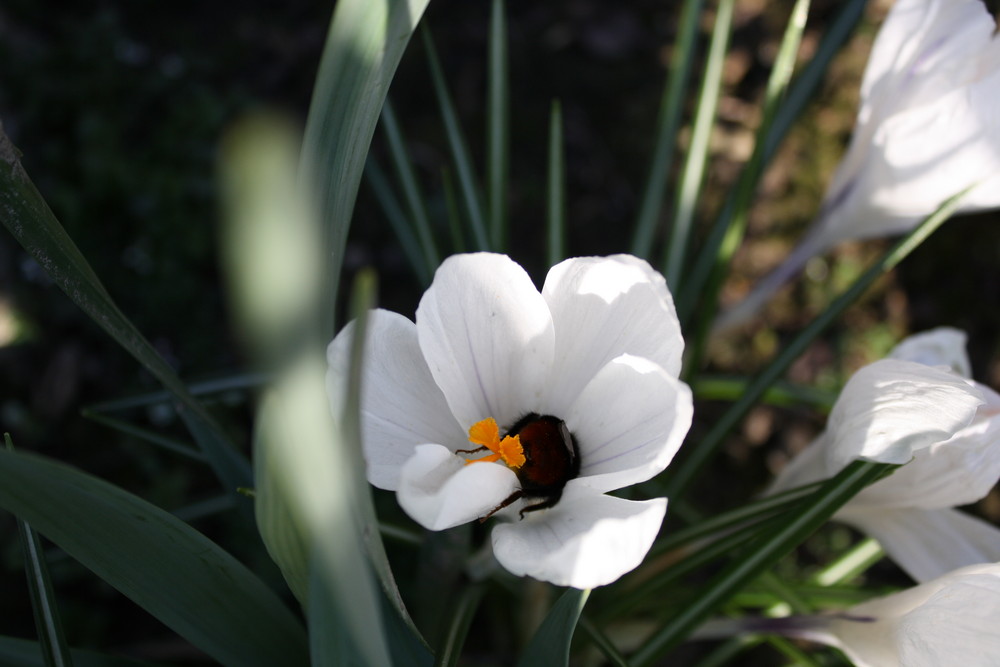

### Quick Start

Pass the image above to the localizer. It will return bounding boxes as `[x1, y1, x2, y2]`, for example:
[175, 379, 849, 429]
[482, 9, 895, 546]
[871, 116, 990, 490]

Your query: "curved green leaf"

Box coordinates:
[0, 448, 308, 667]
[299, 0, 432, 339]
[516, 588, 590, 667]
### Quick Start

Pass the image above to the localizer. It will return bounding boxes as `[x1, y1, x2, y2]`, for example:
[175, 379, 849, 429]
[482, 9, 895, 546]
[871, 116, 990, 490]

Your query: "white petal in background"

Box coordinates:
[822, 359, 983, 471]
[822, 563, 1000, 667]
[397, 444, 520, 531]
[847, 386, 1000, 511]
[490, 488, 667, 589]
[838, 506, 1000, 584]
[813, 0, 1000, 250]
[715, 0, 1000, 332]
[887, 326, 971, 376]
[541, 255, 684, 415]
[565, 354, 693, 494]
[416, 253, 555, 431]
[327, 310, 466, 490]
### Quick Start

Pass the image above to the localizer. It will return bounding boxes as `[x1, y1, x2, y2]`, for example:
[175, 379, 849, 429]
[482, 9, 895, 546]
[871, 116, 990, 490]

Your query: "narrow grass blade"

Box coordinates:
[300, 0, 431, 340]
[381, 98, 441, 275]
[441, 168, 467, 253]
[630, 0, 704, 259]
[10, 436, 73, 667]
[423, 28, 491, 251]
[0, 126, 252, 506]
[691, 376, 837, 410]
[0, 448, 309, 667]
[434, 584, 485, 667]
[662, 187, 971, 499]
[365, 157, 434, 285]
[516, 588, 591, 667]
[83, 372, 267, 413]
[681, 0, 811, 370]
[0, 637, 153, 667]
[663, 0, 734, 288]
[79, 410, 205, 462]
[546, 100, 566, 266]
[632, 461, 893, 665]
[578, 618, 630, 667]
[679, 0, 863, 326]
[487, 0, 509, 251]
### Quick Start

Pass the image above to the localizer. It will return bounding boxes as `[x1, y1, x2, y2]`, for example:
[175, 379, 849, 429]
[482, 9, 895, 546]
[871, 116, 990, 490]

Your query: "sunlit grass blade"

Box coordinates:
[79, 410, 205, 462]
[9, 436, 73, 667]
[381, 98, 442, 275]
[681, 0, 811, 371]
[547, 100, 566, 266]
[663, 0, 733, 288]
[678, 0, 864, 327]
[221, 115, 430, 663]
[300, 0, 431, 339]
[0, 126, 252, 507]
[517, 588, 591, 667]
[366, 156, 434, 285]
[0, 637, 153, 667]
[434, 584, 485, 667]
[487, 0, 509, 251]
[632, 460, 894, 665]
[811, 537, 883, 586]
[423, 28, 491, 251]
[631, 0, 705, 259]
[0, 447, 309, 667]
[764, 0, 865, 158]
[662, 187, 971, 500]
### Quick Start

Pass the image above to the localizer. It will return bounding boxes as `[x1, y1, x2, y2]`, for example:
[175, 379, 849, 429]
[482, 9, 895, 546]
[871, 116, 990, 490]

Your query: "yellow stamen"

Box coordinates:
[468, 417, 501, 452]
[463, 417, 525, 470]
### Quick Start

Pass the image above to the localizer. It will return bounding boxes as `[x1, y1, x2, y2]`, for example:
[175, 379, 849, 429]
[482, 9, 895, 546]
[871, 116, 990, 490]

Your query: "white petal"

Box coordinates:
[839, 507, 1000, 584]
[490, 488, 666, 588]
[831, 563, 1000, 667]
[565, 355, 692, 493]
[897, 570, 1000, 666]
[327, 310, 465, 490]
[846, 390, 1000, 510]
[416, 253, 555, 430]
[888, 327, 971, 377]
[541, 255, 683, 415]
[809, 0, 1000, 252]
[823, 359, 983, 472]
[397, 444, 520, 531]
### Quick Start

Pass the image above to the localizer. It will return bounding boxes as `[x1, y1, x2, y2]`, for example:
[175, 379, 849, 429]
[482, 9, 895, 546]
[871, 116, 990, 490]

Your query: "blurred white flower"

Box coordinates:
[770, 328, 1000, 582]
[718, 0, 1000, 331]
[327, 253, 693, 588]
[793, 563, 1000, 667]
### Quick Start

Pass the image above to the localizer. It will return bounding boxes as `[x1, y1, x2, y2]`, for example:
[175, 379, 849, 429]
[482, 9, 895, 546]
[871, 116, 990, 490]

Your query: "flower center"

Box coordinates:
[460, 414, 581, 520]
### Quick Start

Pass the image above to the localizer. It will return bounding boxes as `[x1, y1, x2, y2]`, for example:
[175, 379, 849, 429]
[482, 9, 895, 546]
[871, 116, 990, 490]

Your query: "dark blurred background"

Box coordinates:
[1, 0, 999, 663]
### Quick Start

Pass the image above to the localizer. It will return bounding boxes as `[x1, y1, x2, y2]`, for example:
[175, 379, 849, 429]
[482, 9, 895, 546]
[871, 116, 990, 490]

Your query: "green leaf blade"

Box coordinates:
[0, 448, 309, 667]
[516, 588, 590, 667]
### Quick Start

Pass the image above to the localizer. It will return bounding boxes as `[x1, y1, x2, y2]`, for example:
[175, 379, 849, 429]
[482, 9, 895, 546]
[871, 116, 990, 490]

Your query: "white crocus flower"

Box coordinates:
[717, 0, 1000, 331]
[327, 253, 693, 589]
[783, 563, 1000, 667]
[770, 328, 1000, 583]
